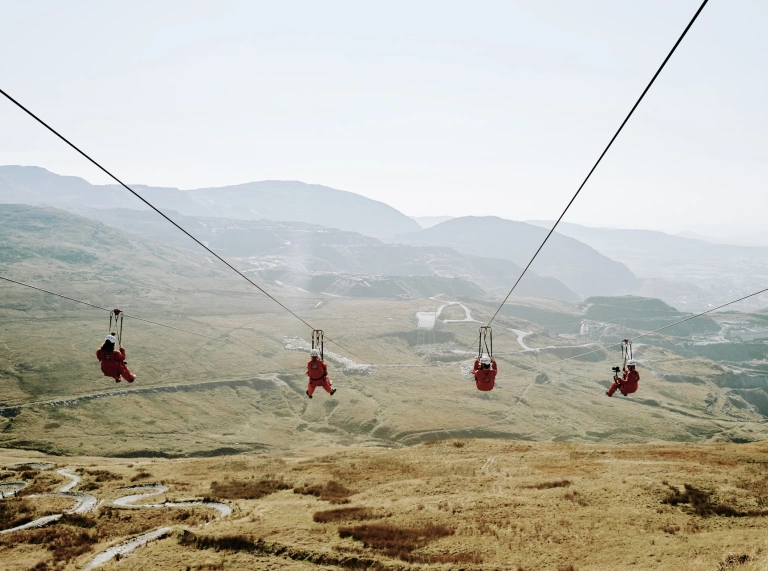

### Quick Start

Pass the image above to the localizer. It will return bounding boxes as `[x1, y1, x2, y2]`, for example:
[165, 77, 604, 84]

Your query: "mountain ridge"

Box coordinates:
[0, 166, 420, 238]
[393, 216, 640, 298]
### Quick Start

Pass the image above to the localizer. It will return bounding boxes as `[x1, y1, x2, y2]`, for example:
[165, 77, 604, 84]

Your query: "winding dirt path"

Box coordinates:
[0, 468, 96, 534]
[430, 295, 481, 323]
[82, 527, 174, 571]
[81, 485, 231, 570]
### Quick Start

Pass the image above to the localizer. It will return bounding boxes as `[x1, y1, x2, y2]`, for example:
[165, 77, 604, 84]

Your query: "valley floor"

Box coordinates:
[2, 439, 768, 570]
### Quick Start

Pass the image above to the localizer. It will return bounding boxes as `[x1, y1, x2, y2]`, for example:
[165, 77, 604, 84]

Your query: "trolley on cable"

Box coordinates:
[606, 339, 640, 397]
[306, 329, 335, 399]
[96, 309, 136, 384]
[472, 326, 497, 392]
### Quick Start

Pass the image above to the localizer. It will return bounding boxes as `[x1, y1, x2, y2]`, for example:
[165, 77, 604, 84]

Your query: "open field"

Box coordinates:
[2, 205, 768, 466]
[3, 440, 768, 570]
[2, 275, 768, 457]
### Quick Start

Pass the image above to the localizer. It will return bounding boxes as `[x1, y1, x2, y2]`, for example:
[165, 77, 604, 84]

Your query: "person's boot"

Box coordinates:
[330, 388, 337, 396]
[115, 378, 121, 383]
[605, 390, 612, 397]
[306, 390, 312, 399]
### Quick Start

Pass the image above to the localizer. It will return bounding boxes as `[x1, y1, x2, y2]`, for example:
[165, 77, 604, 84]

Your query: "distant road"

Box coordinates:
[0, 376, 262, 415]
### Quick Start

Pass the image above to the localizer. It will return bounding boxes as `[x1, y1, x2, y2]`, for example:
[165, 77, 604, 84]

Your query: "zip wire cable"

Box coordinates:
[542, 286, 768, 368]
[485, 0, 710, 327]
[0, 87, 364, 363]
[0, 275, 231, 342]
[500, 285, 768, 412]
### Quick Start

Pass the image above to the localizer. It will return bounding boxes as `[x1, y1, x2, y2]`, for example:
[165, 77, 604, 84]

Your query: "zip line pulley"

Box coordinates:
[478, 326, 493, 359]
[311, 329, 324, 361]
[108, 309, 124, 346]
[621, 338, 633, 367]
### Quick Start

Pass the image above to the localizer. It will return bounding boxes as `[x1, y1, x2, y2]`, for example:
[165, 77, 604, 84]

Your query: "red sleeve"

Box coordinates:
[96, 348, 103, 362]
[491, 359, 497, 371]
[306, 361, 311, 376]
[322, 362, 329, 376]
[472, 359, 480, 374]
[120, 347, 126, 358]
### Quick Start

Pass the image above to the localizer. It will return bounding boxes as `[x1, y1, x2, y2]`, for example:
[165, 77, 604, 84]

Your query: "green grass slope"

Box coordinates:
[1, 206, 767, 457]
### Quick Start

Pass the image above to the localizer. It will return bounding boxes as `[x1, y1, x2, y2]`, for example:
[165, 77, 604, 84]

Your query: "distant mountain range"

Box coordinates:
[409, 215, 454, 229]
[528, 221, 768, 311]
[81, 208, 578, 301]
[5, 165, 765, 309]
[393, 216, 639, 298]
[0, 205, 578, 302]
[0, 166, 420, 238]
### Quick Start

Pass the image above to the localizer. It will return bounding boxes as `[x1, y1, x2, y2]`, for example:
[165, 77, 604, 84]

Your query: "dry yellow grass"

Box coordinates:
[3, 440, 768, 570]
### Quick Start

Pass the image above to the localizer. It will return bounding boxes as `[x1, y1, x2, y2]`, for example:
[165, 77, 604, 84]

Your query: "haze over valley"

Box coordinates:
[3, 2, 768, 566]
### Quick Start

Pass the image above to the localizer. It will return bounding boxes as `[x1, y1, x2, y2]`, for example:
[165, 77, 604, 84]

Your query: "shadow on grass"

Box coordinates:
[662, 482, 768, 517]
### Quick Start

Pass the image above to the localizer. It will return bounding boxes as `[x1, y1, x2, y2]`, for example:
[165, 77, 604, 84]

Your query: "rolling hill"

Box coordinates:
[0, 166, 420, 238]
[393, 216, 640, 298]
[529, 220, 768, 311]
[78, 207, 579, 302]
[1, 204, 768, 460]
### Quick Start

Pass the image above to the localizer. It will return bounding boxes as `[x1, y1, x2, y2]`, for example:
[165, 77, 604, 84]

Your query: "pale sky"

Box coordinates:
[2, 1, 766, 237]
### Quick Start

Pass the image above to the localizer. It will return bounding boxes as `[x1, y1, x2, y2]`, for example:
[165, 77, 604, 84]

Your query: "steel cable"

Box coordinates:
[484, 0, 710, 327]
[540, 286, 768, 369]
[0, 87, 365, 362]
[0, 275, 235, 342]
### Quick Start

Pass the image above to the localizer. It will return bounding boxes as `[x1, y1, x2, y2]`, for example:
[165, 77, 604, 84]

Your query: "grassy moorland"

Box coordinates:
[2, 440, 768, 570]
[2, 206, 768, 458]
[3, 288, 768, 458]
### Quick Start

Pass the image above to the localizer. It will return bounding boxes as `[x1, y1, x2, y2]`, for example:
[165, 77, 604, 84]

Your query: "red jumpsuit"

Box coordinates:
[607, 367, 639, 396]
[96, 347, 135, 383]
[473, 359, 497, 392]
[306, 358, 332, 396]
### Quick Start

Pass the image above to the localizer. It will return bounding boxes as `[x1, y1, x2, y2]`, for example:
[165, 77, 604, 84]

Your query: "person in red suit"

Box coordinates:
[96, 334, 136, 383]
[607, 359, 639, 396]
[473, 354, 497, 392]
[306, 348, 335, 398]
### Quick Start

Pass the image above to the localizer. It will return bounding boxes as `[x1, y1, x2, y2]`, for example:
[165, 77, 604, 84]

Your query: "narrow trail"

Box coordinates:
[109, 483, 231, 517]
[0, 468, 96, 534]
[430, 295, 481, 324]
[82, 527, 174, 571]
[1, 468, 230, 570]
[81, 484, 232, 570]
[0, 375, 260, 414]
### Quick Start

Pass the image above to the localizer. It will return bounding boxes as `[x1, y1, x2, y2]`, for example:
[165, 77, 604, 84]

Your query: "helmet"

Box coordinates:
[310, 348, 320, 357]
[104, 335, 117, 344]
[627, 359, 637, 366]
[480, 354, 492, 365]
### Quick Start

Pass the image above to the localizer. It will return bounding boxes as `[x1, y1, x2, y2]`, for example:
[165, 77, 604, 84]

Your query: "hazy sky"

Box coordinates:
[2, 1, 766, 237]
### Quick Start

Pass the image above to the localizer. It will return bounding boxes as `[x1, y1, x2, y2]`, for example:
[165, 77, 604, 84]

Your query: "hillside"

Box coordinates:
[2, 441, 768, 570]
[393, 216, 640, 298]
[1, 206, 768, 459]
[79, 208, 578, 302]
[529, 221, 768, 311]
[1, 204, 535, 302]
[0, 166, 420, 238]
